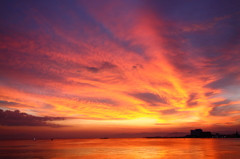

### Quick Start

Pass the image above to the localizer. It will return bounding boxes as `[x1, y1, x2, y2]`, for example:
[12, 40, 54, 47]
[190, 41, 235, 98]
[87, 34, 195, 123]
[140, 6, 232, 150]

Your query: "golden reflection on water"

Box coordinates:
[1, 138, 240, 159]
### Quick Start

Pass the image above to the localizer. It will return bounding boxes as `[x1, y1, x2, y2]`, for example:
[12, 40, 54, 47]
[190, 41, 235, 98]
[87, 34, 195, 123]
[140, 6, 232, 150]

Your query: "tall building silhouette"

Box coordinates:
[190, 129, 212, 138]
[190, 129, 203, 137]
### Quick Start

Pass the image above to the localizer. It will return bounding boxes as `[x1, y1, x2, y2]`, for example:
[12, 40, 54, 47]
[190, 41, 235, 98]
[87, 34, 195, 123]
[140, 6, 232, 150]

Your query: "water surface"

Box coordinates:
[1, 138, 240, 159]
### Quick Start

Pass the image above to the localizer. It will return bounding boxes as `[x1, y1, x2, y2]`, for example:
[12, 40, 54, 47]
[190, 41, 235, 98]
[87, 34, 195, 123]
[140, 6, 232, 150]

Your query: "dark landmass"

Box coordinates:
[144, 129, 240, 138]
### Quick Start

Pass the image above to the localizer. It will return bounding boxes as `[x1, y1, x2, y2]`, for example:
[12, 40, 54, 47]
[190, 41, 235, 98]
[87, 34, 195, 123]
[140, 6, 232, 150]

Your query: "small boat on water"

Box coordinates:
[100, 137, 109, 139]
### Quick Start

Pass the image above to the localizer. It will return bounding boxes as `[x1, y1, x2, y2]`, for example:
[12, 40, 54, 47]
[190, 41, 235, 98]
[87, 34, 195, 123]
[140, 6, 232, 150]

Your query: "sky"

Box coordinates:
[1, 0, 240, 139]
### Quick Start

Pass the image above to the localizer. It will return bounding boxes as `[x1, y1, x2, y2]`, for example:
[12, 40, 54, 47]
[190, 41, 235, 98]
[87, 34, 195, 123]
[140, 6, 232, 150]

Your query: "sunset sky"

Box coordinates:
[1, 0, 240, 139]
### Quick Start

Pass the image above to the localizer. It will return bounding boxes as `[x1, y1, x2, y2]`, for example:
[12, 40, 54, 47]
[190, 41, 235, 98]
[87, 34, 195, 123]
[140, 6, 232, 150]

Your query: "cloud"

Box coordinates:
[160, 109, 178, 115]
[86, 67, 99, 73]
[0, 100, 19, 106]
[205, 92, 214, 97]
[186, 93, 198, 107]
[213, 99, 231, 106]
[210, 104, 240, 116]
[0, 109, 69, 127]
[0, 100, 33, 109]
[129, 92, 167, 106]
[132, 64, 143, 70]
[204, 75, 240, 90]
[85, 61, 118, 73]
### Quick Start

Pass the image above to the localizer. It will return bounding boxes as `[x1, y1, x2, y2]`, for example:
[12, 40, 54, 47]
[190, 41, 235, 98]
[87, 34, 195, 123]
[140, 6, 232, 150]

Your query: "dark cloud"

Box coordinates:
[186, 93, 198, 107]
[204, 75, 240, 89]
[213, 99, 231, 106]
[160, 109, 178, 115]
[205, 92, 214, 97]
[85, 61, 118, 73]
[210, 104, 240, 116]
[132, 64, 143, 70]
[132, 65, 137, 69]
[0, 100, 19, 106]
[101, 61, 117, 69]
[86, 66, 99, 73]
[0, 109, 69, 127]
[129, 92, 167, 106]
[188, 101, 198, 107]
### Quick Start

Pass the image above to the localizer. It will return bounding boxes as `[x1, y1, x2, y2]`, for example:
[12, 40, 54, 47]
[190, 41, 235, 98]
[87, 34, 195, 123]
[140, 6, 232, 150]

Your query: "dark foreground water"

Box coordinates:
[1, 138, 240, 159]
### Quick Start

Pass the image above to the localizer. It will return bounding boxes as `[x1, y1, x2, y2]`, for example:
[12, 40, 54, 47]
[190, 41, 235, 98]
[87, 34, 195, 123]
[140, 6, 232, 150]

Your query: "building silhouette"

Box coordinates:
[191, 129, 202, 137]
[190, 129, 212, 138]
[236, 129, 239, 137]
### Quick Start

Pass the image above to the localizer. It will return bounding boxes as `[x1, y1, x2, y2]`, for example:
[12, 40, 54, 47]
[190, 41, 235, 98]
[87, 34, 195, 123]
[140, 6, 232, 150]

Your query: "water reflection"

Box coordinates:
[0, 138, 240, 159]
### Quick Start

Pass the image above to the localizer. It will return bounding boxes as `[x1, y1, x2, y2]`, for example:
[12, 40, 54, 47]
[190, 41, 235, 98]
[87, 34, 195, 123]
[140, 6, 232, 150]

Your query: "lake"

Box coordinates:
[1, 138, 240, 159]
